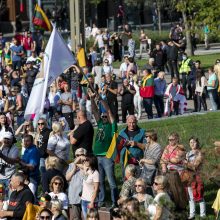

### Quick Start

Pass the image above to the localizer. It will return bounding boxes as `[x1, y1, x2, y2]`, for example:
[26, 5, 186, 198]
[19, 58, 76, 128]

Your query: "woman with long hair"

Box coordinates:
[186, 137, 206, 219]
[81, 155, 99, 219]
[195, 69, 207, 111]
[47, 122, 70, 170]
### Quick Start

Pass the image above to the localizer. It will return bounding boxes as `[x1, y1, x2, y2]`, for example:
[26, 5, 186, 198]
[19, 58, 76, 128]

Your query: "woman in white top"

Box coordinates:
[81, 155, 99, 219]
[195, 69, 207, 112]
[129, 73, 142, 120]
[49, 175, 69, 210]
[47, 122, 70, 170]
[148, 175, 174, 220]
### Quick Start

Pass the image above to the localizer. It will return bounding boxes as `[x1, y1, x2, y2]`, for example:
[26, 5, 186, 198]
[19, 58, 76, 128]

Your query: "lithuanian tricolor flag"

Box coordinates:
[32, 4, 52, 31]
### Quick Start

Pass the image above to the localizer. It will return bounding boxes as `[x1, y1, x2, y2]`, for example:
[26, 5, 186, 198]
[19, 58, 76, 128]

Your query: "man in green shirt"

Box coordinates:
[89, 91, 119, 208]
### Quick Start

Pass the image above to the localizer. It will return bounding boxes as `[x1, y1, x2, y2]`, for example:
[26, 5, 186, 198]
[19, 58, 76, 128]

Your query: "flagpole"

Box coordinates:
[29, 0, 34, 32]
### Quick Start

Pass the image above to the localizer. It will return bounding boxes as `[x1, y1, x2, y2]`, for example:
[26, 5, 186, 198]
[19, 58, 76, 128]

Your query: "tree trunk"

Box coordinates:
[182, 11, 193, 56]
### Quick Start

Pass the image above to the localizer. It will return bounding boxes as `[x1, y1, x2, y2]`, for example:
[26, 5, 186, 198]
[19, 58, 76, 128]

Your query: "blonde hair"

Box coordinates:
[45, 156, 61, 170]
[50, 122, 63, 137]
[154, 175, 168, 189]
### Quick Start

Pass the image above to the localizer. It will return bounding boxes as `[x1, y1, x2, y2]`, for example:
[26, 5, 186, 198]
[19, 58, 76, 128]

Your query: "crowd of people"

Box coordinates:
[0, 21, 219, 220]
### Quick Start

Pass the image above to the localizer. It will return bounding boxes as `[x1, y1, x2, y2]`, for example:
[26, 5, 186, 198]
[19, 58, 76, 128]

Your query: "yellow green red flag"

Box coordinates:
[32, 4, 52, 31]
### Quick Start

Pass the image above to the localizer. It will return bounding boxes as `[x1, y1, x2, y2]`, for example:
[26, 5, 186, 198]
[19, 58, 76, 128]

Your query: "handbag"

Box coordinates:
[140, 165, 157, 186]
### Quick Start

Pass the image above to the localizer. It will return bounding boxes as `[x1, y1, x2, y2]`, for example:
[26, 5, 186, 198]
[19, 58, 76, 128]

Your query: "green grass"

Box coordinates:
[109, 112, 220, 219]
[112, 53, 220, 69]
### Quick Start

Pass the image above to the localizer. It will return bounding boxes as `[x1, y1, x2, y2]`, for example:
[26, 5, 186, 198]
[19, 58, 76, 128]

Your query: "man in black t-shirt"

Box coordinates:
[70, 110, 94, 155]
[0, 173, 34, 220]
[105, 73, 119, 122]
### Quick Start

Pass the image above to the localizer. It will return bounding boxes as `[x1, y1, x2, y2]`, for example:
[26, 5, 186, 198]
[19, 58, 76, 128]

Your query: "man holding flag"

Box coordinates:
[89, 90, 119, 209]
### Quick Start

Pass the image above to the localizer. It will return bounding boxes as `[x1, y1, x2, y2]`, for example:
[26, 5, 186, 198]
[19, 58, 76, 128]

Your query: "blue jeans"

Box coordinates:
[143, 98, 153, 119]
[208, 89, 218, 111]
[81, 200, 98, 219]
[98, 157, 118, 205]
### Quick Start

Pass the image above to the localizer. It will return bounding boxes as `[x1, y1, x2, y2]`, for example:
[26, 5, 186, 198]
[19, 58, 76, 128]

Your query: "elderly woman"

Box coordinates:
[149, 175, 174, 220]
[66, 148, 87, 220]
[41, 156, 68, 193]
[118, 164, 137, 205]
[131, 130, 162, 186]
[47, 122, 70, 170]
[48, 176, 69, 211]
[160, 132, 186, 175]
[186, 137, 206, 219]
[51, 199, 68, 220]
[132, 178, 153, 212]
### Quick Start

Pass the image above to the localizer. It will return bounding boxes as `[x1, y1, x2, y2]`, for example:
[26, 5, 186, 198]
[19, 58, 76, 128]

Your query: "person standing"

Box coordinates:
[90, 92, 119, 208]
[69, 111, 94, 155]
[10, 38, 24, 70]
[105, 73, 119, 122]
[140, 68, 155, 119]
[167, 40, 179, 81]
[119, 78, 136, 123]
[139, 29, 148, 59]
[154, 71, 166, 118]
[58, 84, 74, 130]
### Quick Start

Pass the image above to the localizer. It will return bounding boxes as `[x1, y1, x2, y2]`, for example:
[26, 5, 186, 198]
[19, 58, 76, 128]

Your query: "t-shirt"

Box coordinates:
[106, 80, 118, 101]
[60, 92, 72, 113]
[10, 45, 23, 62]
[95, 34, 104, 48]
[47, 134, 70, 161]
[7, 185, 34, 220]
[67, 163, 83, 204]
[49, 192, 69, 210]
[81, 170, 99, 201]
[0, 145, 19, 180]
[21, 145, 40, 181]
[207, 73, 218, 90]
[93, 120, 117, 156]
[73, 120, 94, 154]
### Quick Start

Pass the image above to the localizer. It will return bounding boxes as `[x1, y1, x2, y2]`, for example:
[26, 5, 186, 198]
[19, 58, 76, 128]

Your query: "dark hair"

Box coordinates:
[0, 112, 10, 130]
[87, 155, 98, 171]
[196, 69, 204, 87]
[23, 134, 34, 143]
[189, 136, 200, 149]
[195, 60, 201, 65]
[39, 208, 53, 218]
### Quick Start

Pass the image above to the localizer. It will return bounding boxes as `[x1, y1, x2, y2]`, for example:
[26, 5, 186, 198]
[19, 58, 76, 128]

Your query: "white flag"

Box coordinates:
[24, 27, 76, 118]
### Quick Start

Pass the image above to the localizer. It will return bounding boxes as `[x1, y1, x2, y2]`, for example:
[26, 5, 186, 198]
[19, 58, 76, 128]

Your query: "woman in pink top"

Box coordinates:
[160, 132, 186, 174]
[81, 155, 99, 219]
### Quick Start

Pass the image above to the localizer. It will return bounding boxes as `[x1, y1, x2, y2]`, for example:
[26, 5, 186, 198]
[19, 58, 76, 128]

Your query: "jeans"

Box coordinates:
[81, 200, 98, 219]
[133, 95, 142, 119]
[196, 93, 207, 111]
[98, 157, 118, 205]
[188, 187, 206, 217]
[208, 89, 218, 110]
[139, 43, 147, 57]
[143, 98, 153, 119]
[154, 95, 164, 117]
[168, 60, 179, 80]
[12, 60, 22, 70]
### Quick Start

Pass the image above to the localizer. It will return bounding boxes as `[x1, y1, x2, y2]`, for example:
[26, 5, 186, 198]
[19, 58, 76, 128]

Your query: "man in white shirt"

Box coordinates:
[93, 30, 105, 57]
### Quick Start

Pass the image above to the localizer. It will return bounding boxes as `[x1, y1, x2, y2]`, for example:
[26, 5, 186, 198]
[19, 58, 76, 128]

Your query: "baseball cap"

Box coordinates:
[3, 132, 13, 140]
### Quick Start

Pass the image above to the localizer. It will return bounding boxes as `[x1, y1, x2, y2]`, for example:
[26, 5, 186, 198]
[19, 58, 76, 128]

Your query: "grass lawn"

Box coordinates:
[112, 53, 220, 69]
[109, 111, 220, 219]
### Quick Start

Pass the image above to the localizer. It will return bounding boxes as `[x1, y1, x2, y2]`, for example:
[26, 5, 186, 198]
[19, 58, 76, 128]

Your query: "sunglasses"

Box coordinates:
[145, 135, 149, 138]
[53, 182, 62, 186]
[101, 115, 108, 119]
[168, 138, 175, 141]
[154, 182, 160, 186]
[135, 185, 144, 187]
[38, 123, 44, 125]
[40, 216, 50, 220]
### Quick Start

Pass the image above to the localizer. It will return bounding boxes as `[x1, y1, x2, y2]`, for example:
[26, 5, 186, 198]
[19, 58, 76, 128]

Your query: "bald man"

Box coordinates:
[70, 111, 94, 155]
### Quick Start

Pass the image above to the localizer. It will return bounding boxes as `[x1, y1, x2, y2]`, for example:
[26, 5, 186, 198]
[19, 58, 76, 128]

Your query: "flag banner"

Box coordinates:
[24, 27, 76, 119]
[32, 4, 52, 31]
